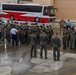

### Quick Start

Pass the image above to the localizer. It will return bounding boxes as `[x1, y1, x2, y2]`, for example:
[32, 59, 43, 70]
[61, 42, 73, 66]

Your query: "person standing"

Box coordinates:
[70, 27, 75, 49]
[66, 20, 71, 30]
[51, 32, 61, 61]
[63, 27, 67, 49]
[6, 21, 11, 43]
[39, 30, 48, 59]
[74, 30, 76, 49]
[59, 18, 65, 34]
[10, 25, 18, 46]
[17, 27, 21, 45]
[49, 25, 54, 44]
[67, 27, 71, 47]
[30, 31, 37, 58]
[45, 26, 50, 44]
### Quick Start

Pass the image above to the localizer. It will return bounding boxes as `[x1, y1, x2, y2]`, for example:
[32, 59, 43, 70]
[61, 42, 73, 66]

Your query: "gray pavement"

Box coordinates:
[21, 50, 76, 75]
[0, 46, 34, 75]
[0, 44, 76, 75]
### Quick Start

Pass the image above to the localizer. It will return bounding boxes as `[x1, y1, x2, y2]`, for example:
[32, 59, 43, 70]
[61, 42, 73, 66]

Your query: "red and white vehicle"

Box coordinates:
[0, 3, 55, 22]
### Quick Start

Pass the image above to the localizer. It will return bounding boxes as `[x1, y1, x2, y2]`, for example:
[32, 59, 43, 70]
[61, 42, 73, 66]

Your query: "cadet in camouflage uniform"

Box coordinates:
[27, 25, 33, 44]
[30, 31, 37, 58]
[39, 30, 48, 59]
[59, 18, 65, 34]
[70, 27, 75, 49]
[49, 25, 54, 44]
[45, 26, 50, 44]
[15, 22, 21, 44]
[36, 25, 40, 45]
[24, 23, 29, 44]
[6, 20, 12, 43]
[74, 29, 76, 49]
[1, 22, 6, 41]
[19, 23, 22, 43]
[20, 23, 26, 43]
[67, 27, 71, 47]
[40, 25, 45, 32]
[32, 24, 39, 44]
[17, 26, 21, 45]
[51, 32, 61, 61]
[0, 19, 2, 25]
[0, 28, 1, 41]
[0, 23, 2, 41]
[15, 22, 20, 29]
[22, 23, 28, 44]
[63, 27, 67, 49]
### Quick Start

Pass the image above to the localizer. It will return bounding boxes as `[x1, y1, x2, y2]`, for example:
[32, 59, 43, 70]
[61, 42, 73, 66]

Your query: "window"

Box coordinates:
[48, 6, 55, 16]
[19, 0, 32, 3]
[43, 7, 48, 15]
[27, 6, 42, 12]
[2, 4, 42, 12]
[0, 3, 1, 9]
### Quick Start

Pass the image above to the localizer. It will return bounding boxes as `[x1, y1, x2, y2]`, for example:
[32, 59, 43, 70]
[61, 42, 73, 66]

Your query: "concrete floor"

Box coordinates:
[0, 44, 76, 75]
[21, 56, 76, 75]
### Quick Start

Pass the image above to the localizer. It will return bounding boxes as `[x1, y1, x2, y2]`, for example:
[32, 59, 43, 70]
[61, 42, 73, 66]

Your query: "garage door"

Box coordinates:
[54, 0, 76, 20]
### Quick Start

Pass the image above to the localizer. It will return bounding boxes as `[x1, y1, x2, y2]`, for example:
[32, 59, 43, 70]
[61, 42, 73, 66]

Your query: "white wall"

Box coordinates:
[0, 0, 17, 3]
[33, 0, 53, 5]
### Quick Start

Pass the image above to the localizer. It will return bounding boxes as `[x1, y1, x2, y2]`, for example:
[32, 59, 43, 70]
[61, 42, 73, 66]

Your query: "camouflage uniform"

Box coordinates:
[6, 23, 12, 43]
[67, 28, 71, 47]
[49, 25, 54, 44]
[30, 31, 37, 58]
[74, 30, 76, 49]
[39, 31, 48, 59]
[45, 26, 50, 44]
[70, 29, 75, 49]
[63, 27, 67, 49]
[59, 19, 65, 34]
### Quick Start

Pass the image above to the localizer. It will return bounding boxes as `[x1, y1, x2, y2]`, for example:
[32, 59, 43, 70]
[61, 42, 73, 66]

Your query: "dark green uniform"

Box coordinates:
[20, 25, 26, 43]
[0, 23, 5, 41]
[27, 26, 33, 44]
[6, 23, 12, 43]
[63, 28, 67, 49]
[30, 32, 37, 58]
[70, 29, 75, 49]
[39, 31, 48, 59]
[45, 26, 50, 44]
[51, 34, 61, 61]
[74, 30, 76, 49]
[67, 28, 71, 47]
[49, 26, 54, 44]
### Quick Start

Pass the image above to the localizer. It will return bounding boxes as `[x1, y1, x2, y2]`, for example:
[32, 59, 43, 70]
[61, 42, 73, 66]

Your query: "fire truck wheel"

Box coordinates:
[10, 15, 15, 20]
[35, 17, 40, 22]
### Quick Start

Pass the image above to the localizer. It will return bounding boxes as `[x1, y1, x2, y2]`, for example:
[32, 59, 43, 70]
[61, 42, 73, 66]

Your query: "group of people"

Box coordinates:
[1, 19, 75, 61]
[0, 20, 61, 61]
[30, 29, 61, 61]
[59, 19, 71, 34]
[60, 19, 76, 50]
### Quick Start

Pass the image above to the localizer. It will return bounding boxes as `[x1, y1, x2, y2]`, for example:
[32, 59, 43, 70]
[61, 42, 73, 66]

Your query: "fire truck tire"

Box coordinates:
[10, 15, 15, 20]
[34, 17, 40, 22]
